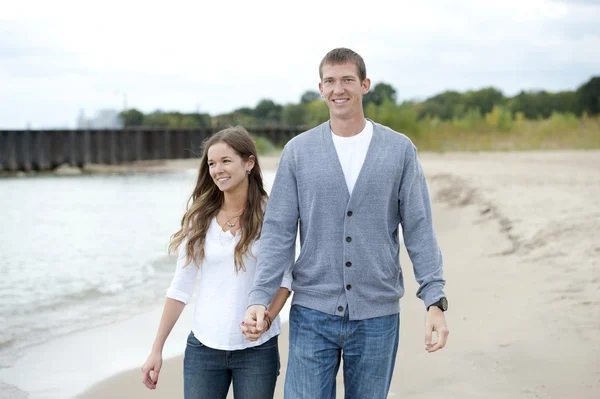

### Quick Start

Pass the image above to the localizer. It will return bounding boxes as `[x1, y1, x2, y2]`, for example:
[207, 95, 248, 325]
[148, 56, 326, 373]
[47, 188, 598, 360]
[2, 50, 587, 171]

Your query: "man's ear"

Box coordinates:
[362, 77, 371, 94]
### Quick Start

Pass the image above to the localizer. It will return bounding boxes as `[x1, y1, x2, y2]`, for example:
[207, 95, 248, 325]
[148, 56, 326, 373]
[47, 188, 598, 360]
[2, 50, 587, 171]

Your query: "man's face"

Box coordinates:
[319, 62, 370, 120]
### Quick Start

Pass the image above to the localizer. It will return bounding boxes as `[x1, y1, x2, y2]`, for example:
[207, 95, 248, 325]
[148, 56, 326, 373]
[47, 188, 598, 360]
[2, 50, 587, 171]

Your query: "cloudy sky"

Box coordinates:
[1, 0, 599, 128]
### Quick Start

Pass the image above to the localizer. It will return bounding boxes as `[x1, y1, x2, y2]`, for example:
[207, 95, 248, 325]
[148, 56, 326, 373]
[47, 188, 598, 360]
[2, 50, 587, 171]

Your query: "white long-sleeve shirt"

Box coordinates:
[167, 217, 292, 350]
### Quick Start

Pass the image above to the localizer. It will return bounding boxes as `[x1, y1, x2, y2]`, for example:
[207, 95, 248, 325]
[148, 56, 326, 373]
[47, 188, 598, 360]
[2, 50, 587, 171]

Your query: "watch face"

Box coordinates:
[440, 297, 448, 311]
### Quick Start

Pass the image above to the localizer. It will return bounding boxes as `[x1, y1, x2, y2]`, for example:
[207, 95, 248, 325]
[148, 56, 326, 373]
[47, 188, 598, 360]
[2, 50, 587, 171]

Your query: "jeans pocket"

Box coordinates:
[186, 331, 205, 348]
[250, 336, 278, 351]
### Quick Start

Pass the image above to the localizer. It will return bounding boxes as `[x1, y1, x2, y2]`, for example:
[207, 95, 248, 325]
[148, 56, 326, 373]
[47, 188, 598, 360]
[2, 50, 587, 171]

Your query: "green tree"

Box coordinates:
[552, 91, 580, 115]
[254, 99, 283, 123]
[300, 91, 321, 104]
[281, 103, 307, 126]
[363, 82, 397, 107]
[577, 76, 600, 116]
[452, 108, 485, 132]
[510, 90, 563, 119]
[213, 112, 257, 128]
[395, 102, 420, 135]
[377, 99, 420, 135]
[485, 106, 513, 131]
[234, 107, 254, 117]
[180, 115, 201, 128]
[119, 108, 144, 127]
[143, 111, 170, 127]
[420, 91, 463, 120]
[187, 113, 212, 128]
[304, 99, 329, 127]
[364, 102, 378, 120]
[463, 87, 505, 115]
[167, 113, 183, 128]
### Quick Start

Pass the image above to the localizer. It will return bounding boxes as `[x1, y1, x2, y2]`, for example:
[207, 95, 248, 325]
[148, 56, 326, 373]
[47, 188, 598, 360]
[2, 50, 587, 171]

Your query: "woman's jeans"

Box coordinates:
[285, 305, 400, 399]
[184, 331, 280, 399]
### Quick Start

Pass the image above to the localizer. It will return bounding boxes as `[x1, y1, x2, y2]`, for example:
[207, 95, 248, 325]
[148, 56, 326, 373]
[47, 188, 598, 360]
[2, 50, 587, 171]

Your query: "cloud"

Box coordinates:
[0, 0, 599, 128]
[552, 0, 600, 5]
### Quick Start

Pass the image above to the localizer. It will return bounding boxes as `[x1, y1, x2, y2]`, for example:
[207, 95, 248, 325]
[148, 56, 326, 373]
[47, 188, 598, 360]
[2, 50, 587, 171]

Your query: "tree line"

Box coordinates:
[119, 76, 599, 131]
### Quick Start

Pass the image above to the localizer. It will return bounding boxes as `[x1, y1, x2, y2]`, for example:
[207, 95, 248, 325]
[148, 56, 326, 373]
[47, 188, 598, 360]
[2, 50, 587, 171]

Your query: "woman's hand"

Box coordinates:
[240, 310, 273, 341]
[141, 351, 163, 390]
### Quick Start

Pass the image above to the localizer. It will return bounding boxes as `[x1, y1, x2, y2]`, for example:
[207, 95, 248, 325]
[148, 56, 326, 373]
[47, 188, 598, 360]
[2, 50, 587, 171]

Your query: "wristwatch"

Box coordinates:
[427, 297, 448, 312]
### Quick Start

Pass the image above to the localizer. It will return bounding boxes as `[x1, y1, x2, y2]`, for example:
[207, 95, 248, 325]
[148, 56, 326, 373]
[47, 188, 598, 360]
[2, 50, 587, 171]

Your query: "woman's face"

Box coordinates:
[207, 142, 253, 194]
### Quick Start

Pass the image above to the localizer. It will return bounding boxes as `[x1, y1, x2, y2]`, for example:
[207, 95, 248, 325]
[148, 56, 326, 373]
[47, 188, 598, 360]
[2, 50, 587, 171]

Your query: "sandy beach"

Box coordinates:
[60, 151, 599, 398]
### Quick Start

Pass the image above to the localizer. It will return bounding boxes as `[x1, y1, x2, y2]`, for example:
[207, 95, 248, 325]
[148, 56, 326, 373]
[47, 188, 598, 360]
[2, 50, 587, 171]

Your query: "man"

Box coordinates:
[244, 48, 449, 398]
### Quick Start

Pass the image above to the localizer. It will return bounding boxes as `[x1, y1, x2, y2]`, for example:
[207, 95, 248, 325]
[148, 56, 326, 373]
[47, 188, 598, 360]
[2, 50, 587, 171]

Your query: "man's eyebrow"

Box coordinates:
[323, 75, 356, 80]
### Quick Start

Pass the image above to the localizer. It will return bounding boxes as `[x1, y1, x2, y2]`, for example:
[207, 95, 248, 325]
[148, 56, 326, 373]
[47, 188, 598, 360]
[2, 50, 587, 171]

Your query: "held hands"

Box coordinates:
[240, 305, 272, 341]
[141, 351, 163, 390]
[424, 307, 449, 353]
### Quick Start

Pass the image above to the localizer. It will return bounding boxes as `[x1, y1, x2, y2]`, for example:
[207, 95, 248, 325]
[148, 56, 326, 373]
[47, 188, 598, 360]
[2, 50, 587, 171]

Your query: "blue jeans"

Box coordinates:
[285, 305, 399, 399]
[184, 331, 280, 399]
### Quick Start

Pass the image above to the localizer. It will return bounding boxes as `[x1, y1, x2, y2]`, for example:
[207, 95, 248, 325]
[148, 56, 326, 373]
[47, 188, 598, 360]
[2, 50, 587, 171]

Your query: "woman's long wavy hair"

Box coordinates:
[169, 126, 268, 272]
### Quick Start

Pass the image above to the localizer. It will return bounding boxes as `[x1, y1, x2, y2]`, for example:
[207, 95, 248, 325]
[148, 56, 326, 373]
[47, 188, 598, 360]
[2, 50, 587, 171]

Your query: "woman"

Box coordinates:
[141, 126, 291, 398]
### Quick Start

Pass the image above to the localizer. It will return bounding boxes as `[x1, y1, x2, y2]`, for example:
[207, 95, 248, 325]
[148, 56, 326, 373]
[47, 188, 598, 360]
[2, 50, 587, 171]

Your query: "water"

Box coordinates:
[0, 170, 207, 368]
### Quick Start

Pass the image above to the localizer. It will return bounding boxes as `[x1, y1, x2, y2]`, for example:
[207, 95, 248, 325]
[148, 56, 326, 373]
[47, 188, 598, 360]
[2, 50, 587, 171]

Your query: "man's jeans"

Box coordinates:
[183, 331, 280, 399]
[285, 305, 399, 399]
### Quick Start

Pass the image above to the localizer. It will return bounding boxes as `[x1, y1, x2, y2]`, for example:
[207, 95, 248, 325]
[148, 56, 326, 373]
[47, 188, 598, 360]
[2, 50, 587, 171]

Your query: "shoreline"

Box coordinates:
[0, 304, 196, 399]
[0, 154, 283, 178]
[1, 149, 597, 178]
[0, 299, 292, 399]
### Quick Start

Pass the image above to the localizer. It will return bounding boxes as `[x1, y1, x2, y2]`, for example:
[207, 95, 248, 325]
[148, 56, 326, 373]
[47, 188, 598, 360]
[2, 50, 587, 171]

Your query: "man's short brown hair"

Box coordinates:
[319, 48, 367, 82]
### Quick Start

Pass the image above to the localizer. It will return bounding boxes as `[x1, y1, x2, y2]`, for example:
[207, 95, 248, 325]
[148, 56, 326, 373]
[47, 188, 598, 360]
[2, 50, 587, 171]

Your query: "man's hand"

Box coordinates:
[241, 304, 267, 340]
[424, 307, 449, 353]
[240, 310, 272, 341]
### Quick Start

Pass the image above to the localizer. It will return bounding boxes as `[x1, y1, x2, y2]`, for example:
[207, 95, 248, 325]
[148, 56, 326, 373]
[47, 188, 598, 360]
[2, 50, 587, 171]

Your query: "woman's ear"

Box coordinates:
[246, 155, 256, 173]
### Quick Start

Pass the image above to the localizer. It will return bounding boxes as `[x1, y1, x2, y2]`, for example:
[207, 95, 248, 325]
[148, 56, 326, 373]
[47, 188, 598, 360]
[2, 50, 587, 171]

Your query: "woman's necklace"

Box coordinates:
[219, 211, 243, 246]
[221, 206, 244, 229]
[225, 214, 241, 228]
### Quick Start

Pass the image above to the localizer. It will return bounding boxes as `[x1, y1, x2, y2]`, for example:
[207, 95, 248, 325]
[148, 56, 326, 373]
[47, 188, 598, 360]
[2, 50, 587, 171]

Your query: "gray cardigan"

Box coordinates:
[249, 120, 446, 320]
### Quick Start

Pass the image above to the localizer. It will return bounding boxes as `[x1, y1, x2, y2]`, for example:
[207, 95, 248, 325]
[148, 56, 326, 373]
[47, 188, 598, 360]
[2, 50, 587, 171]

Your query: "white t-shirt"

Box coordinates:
[166, 217, 293, 350]
[331, 120, 373, 195]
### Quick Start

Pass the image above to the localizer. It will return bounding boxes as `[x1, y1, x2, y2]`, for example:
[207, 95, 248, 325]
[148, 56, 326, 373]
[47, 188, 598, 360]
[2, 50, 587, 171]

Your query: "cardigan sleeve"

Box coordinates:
[398, 144, 446, 308]
[249, 144, 299, 307]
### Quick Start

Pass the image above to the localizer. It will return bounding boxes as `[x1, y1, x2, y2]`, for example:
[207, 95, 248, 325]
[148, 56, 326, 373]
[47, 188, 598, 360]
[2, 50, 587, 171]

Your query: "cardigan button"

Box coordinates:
[347, 211, 353, 216]
[337, 306, 344, 312]
[346, 261, 352, 267]
[346, 236, 352, 243]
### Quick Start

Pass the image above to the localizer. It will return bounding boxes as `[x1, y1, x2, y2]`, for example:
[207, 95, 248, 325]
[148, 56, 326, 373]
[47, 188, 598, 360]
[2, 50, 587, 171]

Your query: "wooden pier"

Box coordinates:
[0, 127, 302, 172]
